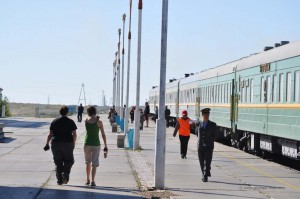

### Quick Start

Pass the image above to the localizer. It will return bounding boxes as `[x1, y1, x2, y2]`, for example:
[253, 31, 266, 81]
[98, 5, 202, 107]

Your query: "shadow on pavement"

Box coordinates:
[67, 185, 139, 193]
[0, 186, 143, 199]
[0, 119, 50, 128]
[0, 136, 16, 143]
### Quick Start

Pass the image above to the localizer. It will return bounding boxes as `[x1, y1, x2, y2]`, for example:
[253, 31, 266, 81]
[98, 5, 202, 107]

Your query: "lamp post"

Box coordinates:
[124, 0, 133, 135]
[155, 0, 169, 189]
[117, 28, 121, 115]
[133, 0, 143, 150]
[121, 14, 126, 120]
[113, 55, 117, 106]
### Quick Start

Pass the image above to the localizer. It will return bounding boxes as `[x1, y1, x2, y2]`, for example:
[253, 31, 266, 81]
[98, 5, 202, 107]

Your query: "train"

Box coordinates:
[149, 40, 300, 160]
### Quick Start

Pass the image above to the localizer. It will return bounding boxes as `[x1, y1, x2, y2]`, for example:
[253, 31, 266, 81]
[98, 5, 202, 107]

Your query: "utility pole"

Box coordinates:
[155, 0, 169, 189]
[113, 52, 118, 106]
[133, 0, 143, 150]
[121, 13, 126, 120]
[117, 28, 121, 115]
[78, 83, 87, 106]
[124, 0, 133, 135]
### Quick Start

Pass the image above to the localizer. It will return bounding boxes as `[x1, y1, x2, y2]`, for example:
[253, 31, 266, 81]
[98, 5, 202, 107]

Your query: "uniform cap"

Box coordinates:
[182, 110, 188, 116]
[201, 108, 211, 113]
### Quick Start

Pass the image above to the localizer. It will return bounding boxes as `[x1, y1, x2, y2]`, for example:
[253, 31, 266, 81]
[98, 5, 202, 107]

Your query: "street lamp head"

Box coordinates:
[123, 13, 126, 21]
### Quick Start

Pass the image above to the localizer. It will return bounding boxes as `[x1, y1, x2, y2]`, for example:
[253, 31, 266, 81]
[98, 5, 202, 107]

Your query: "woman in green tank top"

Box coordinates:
[84, 106, 108, 187]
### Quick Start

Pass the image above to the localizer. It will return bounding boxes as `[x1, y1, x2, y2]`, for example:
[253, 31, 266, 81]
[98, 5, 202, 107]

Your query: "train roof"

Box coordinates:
[200, 40, 300, 80]
[149, 40, 300, 91]
[238, 40, 300, 71]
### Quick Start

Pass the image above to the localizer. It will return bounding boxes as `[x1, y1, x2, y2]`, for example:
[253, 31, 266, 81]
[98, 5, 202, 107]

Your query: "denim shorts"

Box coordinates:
[84, 145, 100, 167]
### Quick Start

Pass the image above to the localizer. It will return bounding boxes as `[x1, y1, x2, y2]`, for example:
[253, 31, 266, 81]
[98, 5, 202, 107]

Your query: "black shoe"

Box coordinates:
[62, 173, 69, 184]
[202, 175, 208, 182]
[57, 180, 63, 185]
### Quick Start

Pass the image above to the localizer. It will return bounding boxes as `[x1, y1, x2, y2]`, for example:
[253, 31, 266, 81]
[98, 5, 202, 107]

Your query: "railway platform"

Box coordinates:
[0, 115, 299, 199]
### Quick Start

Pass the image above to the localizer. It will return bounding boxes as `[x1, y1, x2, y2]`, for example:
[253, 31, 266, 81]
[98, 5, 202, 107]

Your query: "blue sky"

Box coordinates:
[1, 0, 300, 106]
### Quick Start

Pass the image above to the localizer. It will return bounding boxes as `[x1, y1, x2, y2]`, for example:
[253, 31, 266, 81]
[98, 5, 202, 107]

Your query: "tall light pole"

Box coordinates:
[117, 28, 121, 114]
[133, 0, 143, 150]
[113, 52, 118, 106]
[124, 0, 133, 135]
[155, 0, 169, 189]
[121, 13, 126, 120]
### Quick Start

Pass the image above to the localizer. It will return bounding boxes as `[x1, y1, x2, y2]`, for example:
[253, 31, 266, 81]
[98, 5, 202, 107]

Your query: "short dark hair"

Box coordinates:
[87, 106, 96, 116]
[60, 106, 69, 116]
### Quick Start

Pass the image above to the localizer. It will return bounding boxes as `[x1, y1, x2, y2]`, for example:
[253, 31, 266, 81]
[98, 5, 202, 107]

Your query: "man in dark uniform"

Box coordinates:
[197, 108, 216, 182]
[44, 106, 77, 185]
[77, 103, 84, 122]
[165, 106, 171, 127]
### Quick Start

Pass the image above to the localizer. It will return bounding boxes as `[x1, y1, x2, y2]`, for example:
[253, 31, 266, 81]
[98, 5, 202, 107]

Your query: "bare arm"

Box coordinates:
[73, 130, 77, 144]
[173, 121, 180, 137]
[46, 131, 53, 145]
[97, 120, 107, 148]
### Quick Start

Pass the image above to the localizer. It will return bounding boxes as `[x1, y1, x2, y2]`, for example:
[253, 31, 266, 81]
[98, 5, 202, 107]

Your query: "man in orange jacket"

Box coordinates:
[173, 110, 194, 159]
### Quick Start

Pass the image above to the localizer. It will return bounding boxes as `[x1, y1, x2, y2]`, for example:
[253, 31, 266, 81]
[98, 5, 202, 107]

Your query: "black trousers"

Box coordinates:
[51, 142, 75, 180]
[179, 135, 190, 157]
[77, 113, 82, 122]
[198, 147, 213, 177]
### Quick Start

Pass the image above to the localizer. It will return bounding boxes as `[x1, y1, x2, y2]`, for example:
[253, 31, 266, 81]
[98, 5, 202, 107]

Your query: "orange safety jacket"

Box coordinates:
[178, 118, 191, 136]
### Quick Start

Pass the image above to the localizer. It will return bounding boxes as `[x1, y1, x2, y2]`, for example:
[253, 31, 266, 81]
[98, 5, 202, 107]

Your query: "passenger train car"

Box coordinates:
[149, 40, 300, 160]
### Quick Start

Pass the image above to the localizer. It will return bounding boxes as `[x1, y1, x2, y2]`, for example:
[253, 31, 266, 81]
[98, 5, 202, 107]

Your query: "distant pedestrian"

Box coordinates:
[197, 108, 216, 182]
[153, 106, 158, 123]
[139, 108, 144, 130]
[144, 102, 150, 127]
[173, 110, 194, 159]
[77, 103, 84, 122]
[44, 106, 77, 185]
[108, 106, 117, 124]
[84, 106, 108, 187]
[165, 106, 171, 127]
[130, 106, 135, 123]
[123, 104, 126, 119]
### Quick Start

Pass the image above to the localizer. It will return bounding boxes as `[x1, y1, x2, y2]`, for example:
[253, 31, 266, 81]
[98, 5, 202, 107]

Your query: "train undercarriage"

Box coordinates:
[217, 126, 300, 161]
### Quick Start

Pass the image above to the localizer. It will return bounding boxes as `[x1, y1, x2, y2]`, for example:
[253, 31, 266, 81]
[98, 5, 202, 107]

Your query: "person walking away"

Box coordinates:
[197, 108, 216, 182]
[165, 106, 171, 127]
[84, 106, 108, 186]
[144, 102, 150, 127]
[44, 106, 77, 185]
[139, 108, 144, 130]
[77, 103, 84, 122]
[173, 110, 194, 159]
[130, 106, 135, 123]
[108, 106, 118, 124]
[153, 106, 158, 123]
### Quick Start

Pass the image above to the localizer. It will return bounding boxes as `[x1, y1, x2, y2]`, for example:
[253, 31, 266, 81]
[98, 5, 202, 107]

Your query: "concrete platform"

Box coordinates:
[0, 115, 300, 199]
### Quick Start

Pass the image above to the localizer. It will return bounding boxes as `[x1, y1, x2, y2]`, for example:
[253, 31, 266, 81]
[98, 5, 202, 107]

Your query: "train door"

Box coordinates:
[230, 67, 239, 145]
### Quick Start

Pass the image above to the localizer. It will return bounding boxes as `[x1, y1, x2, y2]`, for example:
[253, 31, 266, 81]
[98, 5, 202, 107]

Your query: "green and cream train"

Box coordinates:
[149, 40, 300, 160]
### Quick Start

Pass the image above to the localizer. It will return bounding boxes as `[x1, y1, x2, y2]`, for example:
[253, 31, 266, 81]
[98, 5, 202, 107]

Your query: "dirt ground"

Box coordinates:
[8, 103, 110, 118]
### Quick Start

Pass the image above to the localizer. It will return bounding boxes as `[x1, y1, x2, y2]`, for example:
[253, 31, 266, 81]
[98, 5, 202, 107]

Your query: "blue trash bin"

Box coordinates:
[120, 119, 124, 132]
[126, 128, 134, 149]
[115, 115, 120, 125]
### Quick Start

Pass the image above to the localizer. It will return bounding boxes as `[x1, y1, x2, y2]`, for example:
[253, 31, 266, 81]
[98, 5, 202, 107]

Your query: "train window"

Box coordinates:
[266, 76, 271, 102]
[279, 74, 284, 102]
[286, 72, 291, 102]
[224, 84, 226, 103]
[272, 75, 276, 102]
[220, 84, 222, 103]
[261, 77, 264, 103]
[295, 71, 299, 102]
[244, 85, 247, 103]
